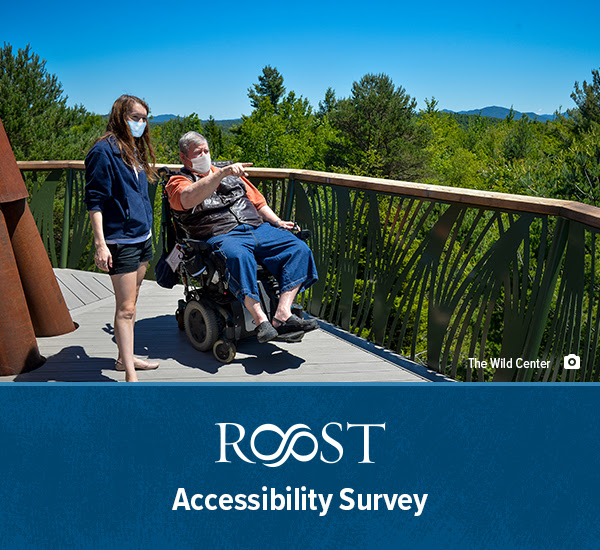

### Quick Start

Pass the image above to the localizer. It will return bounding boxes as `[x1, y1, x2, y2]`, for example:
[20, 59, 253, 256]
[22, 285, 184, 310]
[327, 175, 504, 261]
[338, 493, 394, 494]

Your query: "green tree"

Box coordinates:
[234, 67, 335, 169]
[560, 121, 600, 206]
[328, 73, 429, 180]
[570, 68, 600, 130]
[502, 115, 534, 162]
[248, 65, 286, 111]
[0, 42, 101, 160]
[317, 87, 338, 118]
[531, 69, 600, 206]
[234, 92, 333, 170]
[151, 114, 203, 163]
[423, 96, 439, 115]
[203, 116, 226, 159]
[418, 108, 484, 189]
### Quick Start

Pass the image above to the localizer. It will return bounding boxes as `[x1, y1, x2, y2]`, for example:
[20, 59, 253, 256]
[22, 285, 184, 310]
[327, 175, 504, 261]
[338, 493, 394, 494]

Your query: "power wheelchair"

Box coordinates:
[156, 166, 308, 364]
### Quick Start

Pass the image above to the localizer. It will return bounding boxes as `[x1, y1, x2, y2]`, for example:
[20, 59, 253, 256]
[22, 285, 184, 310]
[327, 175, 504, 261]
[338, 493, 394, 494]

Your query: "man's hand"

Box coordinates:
[179, 162, 254, 209]
[277, 220, 297, 230]
[222, 162, 253, 178]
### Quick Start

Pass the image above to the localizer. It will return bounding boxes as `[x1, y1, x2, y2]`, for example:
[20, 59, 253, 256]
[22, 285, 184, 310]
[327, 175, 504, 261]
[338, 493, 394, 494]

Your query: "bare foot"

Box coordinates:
[115, 357, 159, 371]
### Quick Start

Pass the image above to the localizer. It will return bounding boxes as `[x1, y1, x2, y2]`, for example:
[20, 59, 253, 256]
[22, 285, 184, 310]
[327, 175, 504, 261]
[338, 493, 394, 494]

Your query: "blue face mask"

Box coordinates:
[127, 120, 146, 138]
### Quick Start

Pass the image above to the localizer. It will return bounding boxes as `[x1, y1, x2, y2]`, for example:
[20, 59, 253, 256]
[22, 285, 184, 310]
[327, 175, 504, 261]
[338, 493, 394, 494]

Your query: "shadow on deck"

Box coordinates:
[3, 269, 449, 383]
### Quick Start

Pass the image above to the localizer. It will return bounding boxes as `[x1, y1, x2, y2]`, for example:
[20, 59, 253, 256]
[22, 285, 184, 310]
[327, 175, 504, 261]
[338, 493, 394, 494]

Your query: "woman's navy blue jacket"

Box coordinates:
[84, 136, 153, 240]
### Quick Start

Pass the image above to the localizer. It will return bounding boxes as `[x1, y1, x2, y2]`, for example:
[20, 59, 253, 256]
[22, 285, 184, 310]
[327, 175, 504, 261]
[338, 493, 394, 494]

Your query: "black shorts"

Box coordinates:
[107, 238, 153, 275]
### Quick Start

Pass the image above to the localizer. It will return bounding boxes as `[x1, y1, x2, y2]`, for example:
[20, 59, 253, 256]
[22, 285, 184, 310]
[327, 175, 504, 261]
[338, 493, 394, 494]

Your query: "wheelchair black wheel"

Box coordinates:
[213, 340, 236, 364]
[184, 300, 219, 352]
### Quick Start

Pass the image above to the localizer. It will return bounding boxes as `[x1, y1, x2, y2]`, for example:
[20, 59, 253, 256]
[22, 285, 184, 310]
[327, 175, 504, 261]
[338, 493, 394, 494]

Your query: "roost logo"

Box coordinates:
[216, 422, 386, 467]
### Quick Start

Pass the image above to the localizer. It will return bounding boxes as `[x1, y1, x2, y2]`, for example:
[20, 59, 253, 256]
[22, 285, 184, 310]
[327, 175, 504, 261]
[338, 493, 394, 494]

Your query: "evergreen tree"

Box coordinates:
[423, 96, 439, 115]
[328, 73, 429, 180]
[502, 115, 533, 162]
[151, 114, 203, 163]
[570, 68, 600, 130]
[546, 69, 600, 206]
[317, 87, 338, 118]
[203, 116, 225, 159]
[0, 42, 100, 160]
[248, 65, 286, 111]
[234, 92, 332, 170]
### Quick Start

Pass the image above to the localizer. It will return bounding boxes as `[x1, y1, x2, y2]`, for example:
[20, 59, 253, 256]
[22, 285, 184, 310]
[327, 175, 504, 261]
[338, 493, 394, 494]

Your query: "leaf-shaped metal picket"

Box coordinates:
[26, 169, 62, 267]
[66, 169, 94, 269]
[19, 163, 600, 381]
[286, 178, 600, 381]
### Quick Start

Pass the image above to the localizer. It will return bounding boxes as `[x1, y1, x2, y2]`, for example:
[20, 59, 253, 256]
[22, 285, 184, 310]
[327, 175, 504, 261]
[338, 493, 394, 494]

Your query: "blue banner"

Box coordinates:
[0, 384, 598, 549]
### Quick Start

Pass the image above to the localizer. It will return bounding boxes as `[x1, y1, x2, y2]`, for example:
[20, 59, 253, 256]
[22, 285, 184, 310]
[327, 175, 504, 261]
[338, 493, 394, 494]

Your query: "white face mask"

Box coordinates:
[190, 152, 211, 174]
[127, 120, 146, 138]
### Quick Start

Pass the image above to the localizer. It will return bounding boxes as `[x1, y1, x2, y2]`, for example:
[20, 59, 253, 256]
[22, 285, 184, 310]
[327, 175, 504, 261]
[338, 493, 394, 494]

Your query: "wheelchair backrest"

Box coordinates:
[157, 167, 186, 254]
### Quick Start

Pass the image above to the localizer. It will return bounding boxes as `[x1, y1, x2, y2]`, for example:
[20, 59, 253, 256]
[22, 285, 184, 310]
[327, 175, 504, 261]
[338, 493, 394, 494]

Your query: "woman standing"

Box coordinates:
[85, 95, 159, 382]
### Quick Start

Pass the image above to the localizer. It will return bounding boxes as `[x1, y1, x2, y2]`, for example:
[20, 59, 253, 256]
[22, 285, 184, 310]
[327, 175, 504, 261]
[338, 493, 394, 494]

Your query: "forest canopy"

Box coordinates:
[2, 43, 600, 207]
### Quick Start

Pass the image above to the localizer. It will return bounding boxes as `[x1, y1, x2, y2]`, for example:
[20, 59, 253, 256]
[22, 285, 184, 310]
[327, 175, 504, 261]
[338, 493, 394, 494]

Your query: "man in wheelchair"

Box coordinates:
[166, 131, 318, 344]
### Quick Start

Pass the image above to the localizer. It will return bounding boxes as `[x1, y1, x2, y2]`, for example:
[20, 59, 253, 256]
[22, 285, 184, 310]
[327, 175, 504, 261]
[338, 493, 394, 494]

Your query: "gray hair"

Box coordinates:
[178, 131, 208, 155]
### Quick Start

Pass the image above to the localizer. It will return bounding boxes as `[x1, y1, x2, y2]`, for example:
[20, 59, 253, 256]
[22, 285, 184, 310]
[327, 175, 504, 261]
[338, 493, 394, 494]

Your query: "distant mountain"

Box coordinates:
[442, 106, 556, 122]
[149, 115, 242, 130]
[150, 114, 178, 123]
[212, 119, 242, 132]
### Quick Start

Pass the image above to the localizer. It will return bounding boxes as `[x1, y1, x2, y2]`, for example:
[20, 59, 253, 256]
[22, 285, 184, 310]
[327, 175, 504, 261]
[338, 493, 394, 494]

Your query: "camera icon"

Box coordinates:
[564, 354, 581, 370]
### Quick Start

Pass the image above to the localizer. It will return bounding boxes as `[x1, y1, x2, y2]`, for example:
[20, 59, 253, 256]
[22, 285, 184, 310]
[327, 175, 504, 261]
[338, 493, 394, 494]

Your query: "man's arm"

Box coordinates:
[243, 179, 295, 229]
[257, 204, 296, 230]
[179, 163, 253, 210]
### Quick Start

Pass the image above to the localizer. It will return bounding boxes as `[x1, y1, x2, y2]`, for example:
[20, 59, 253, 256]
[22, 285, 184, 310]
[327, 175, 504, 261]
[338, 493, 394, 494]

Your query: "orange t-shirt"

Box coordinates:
[166, 165, 267, 212]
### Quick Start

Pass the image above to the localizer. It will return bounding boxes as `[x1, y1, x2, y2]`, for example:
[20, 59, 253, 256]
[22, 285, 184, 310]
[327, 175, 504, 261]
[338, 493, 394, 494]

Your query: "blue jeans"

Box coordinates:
[207, 223, 318, 303]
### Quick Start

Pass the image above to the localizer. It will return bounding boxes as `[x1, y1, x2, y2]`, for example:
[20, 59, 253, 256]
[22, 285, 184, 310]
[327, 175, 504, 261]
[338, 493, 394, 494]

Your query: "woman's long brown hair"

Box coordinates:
[100, 94, 157, 179]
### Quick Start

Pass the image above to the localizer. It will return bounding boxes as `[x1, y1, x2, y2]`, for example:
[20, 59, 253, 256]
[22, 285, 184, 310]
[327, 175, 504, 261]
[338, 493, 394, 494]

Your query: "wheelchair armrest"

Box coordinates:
[295, 229, 311, 242]
[181, 238, 212, 254]
[158, 166, 181, 186]
[275, 222, 311, 242]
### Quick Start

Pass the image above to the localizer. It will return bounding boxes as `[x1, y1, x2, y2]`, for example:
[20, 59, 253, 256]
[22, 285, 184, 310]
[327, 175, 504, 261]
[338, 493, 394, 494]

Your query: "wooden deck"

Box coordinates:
[3, 269, 445, 383]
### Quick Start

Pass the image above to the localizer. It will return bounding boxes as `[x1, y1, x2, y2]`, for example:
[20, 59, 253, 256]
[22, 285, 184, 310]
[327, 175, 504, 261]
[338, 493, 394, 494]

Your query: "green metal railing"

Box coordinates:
[19, 161, 162, 272]
[18, 161, 600, 381]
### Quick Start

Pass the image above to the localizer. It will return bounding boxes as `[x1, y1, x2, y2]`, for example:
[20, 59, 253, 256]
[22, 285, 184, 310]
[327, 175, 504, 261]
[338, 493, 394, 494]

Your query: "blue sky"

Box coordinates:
[2, 0, 599, 119]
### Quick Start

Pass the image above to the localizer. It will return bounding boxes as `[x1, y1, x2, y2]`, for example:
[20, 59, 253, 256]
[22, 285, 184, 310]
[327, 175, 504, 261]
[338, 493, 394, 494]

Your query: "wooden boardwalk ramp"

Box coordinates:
[3, 269, 446, 383]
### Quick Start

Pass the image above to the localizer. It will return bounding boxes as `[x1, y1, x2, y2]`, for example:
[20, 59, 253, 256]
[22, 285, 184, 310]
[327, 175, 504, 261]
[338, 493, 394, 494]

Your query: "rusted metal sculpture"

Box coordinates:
[0, 119, 75, 375]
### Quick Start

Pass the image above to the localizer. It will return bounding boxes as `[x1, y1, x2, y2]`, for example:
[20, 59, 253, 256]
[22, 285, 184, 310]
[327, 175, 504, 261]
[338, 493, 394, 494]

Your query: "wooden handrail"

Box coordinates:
[17, 161, 600, 230]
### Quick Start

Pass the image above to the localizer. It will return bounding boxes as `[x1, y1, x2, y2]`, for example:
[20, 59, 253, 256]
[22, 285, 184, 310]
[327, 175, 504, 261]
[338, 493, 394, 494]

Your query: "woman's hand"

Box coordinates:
[94, 244, 112, 272]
